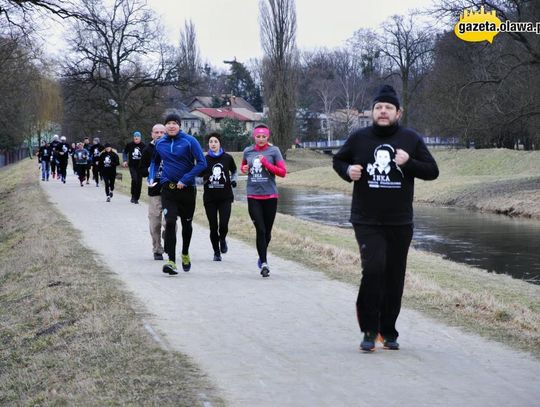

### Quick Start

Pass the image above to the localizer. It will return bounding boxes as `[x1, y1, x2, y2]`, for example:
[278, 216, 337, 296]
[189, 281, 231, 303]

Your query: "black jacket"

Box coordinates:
[89, 143, 104, 164]
[333, 124, 439, 225]
[123, 141, 146, 168]
[98, 150, 120, 174]
[200, 152, 237, 205]
[38, 145, 52, 162]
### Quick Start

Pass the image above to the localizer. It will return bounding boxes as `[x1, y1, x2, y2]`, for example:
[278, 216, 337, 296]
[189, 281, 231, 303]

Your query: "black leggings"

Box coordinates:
[75, 164, 87, 183]
[353, 224, 413, 339]
[247, 198, 277, 264]
[161, 186, 196, 263]
[204, 199, 232, 254]
[102, 173, 116, 196]
[92, 163, 100, 184]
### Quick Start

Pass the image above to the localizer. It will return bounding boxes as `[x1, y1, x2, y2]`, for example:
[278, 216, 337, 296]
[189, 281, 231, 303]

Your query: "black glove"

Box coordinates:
[231, 181, 237, 188]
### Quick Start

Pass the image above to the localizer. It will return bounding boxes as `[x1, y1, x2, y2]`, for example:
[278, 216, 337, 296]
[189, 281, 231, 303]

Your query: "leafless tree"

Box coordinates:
[378, 13, 435, 127]
[175, 19, 202, 97]
[259, 0, 299, 157]
[63, 0, 174, 143]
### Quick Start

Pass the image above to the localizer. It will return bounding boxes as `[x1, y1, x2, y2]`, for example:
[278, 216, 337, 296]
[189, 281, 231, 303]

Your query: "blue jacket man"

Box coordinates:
[149, 112, 206, 275]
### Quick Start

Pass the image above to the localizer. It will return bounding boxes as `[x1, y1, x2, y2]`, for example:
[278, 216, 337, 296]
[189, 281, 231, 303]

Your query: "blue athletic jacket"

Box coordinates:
[149, 131, 207, 186]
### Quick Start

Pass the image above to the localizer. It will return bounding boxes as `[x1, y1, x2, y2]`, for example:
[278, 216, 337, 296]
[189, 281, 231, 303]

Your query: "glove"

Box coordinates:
[231, 181, 237, 188]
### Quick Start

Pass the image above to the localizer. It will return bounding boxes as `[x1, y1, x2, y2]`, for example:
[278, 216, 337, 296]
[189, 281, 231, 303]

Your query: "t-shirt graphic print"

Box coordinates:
[366, 144, 403, 189]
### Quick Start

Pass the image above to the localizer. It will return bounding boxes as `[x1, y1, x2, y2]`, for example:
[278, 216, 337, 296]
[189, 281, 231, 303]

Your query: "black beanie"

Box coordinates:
[373, 85, 400, 110]
[164, 113, 182, 125]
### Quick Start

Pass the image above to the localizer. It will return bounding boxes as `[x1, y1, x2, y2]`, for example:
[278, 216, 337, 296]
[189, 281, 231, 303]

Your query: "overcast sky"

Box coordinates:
[147, 0, 435, 67]
[43, 0, 436, 68]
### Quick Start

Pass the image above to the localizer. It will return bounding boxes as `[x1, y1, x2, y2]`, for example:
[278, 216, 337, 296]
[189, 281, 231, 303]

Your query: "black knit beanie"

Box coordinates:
[164, 113, 182, 125]
[372, 85, 400, 110]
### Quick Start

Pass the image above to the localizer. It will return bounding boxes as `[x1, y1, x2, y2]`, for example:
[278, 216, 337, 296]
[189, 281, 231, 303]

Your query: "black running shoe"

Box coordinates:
[383, 337, 400, 350]
[360, 332, 376, 352]
[213, 253, 222, 261]
[220, 239, 228, 254]
[260, 263, 270, 278]
[109, 192, 113, 198]
[106, 196, 110, 202]
[162, 261, 178, 275]
[154, 253, 164, 261]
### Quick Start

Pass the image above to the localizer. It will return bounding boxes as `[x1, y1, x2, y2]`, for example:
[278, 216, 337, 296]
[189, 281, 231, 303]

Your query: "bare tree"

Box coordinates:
[175, 19, 202, 97]
[379, 13, 434, 127]
[63, 0, 173, 143]
[259, 0, 299, 157]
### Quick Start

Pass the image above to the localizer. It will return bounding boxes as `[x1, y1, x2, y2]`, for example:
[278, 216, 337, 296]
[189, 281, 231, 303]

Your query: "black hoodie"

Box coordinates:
[333, 124, 439, 225]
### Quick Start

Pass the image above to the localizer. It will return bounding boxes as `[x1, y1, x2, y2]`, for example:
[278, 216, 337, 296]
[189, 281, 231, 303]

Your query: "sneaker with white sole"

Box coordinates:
[260, 263, 270, 278]
[162, 261, 178, 275]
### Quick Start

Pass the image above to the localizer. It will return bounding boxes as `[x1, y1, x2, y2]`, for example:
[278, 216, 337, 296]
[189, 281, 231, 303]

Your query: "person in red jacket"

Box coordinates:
[241, 124, 287, 277]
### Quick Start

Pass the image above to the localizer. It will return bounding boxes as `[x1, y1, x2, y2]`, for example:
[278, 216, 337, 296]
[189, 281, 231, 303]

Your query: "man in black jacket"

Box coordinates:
[140, 124, 166, 260]
[123, 131, 146, 203]
[333, 85, 439, 352]
[89, 137, 104, 187]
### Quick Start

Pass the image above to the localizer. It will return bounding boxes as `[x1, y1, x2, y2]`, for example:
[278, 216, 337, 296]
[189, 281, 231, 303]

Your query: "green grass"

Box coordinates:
[0, 159, 223, 406]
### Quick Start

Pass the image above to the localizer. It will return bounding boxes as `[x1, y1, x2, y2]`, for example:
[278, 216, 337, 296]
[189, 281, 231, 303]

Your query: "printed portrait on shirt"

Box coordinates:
[366, 144, 404, 189]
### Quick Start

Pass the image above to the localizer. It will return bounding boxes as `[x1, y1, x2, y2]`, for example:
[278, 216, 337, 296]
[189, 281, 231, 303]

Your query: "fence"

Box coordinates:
[0, 148, 31, 168]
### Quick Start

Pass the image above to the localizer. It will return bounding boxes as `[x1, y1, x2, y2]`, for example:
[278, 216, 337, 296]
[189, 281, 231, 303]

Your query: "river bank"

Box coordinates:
[272, 148, 540, 219]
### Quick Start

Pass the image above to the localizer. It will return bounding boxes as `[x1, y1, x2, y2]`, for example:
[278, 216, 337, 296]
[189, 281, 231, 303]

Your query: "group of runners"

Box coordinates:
[38, 84, 439, 351]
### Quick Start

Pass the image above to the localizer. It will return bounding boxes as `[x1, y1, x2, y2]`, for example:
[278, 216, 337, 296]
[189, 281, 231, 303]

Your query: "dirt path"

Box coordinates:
[42, 176, 540, 407]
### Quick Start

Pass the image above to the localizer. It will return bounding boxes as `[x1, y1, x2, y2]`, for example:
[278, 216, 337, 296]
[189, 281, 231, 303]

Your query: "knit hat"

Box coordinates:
[133, 131, 142, 138]
[206, 132, 222, 143]
[164, 113, 182, 125]
[372, 85, 400, 110]
[104, 143, 111, 148]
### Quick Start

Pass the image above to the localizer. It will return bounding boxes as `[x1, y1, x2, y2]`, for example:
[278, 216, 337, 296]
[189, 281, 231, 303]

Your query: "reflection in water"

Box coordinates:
[234, 183, 540, 284]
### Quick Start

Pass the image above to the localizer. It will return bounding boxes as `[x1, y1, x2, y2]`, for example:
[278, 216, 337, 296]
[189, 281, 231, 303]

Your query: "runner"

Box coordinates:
[123, 131, 146, 204]
[55, 136, 70, 184]
[50, 135, 60, 179]
[37, 140, 52, 181]
[82, 137, 92, 184]
[148, 113, 207, 275]
[333, 84, 439, 352]
[199, 132, 237, 261]
[73, 142, 90, 187]
[140, 124, 166, 260]
[241, 124, 287, 277]
[89, 137, 104, 187]
[99, 144, 120, 202]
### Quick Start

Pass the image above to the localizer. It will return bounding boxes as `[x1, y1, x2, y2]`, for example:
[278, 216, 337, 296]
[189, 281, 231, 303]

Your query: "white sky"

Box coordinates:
[43, 0, 436, 68]
[147, 0, 435, 68]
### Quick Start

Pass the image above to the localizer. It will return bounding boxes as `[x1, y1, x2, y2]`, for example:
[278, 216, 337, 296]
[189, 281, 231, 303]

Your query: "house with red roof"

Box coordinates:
[191, 107, 258, 132]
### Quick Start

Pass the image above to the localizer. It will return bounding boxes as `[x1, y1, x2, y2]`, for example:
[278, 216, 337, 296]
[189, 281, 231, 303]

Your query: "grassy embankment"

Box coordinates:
[115, 148, 540, 357]
[0, 160, 223, 406]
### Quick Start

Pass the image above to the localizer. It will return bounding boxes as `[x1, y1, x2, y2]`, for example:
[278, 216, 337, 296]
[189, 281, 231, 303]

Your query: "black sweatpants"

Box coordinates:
[129, 165, 143, 201]
[102, 172, 116, 196]
[161, 185, 196, 263]
[204, 199, 232, 255]
[353, 223, 413, 339]
[58, 159, 68, 181]
[75, 163, 87, 183]
[247, 198, 277, 264]
[92, 163, 100, 185]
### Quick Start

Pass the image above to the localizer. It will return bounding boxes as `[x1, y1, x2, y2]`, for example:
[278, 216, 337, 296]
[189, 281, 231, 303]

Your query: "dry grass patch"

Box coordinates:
[0, 159, 223, 407]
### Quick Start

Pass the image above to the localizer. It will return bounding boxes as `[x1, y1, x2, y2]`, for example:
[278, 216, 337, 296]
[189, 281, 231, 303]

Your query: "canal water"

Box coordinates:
[234, 184, 540, 284]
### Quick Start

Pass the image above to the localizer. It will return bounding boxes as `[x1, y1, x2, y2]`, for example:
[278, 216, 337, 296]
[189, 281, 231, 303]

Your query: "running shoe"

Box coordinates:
[106, 196, 110, 202]
[162, 260, 178, 275]
[360, 332, 376, 352]
[220, 239, 228, 254]
[260, 263, 270, 278]
[109, 192, 113, 198]
[383, 336, 400, 350]
[153, 253, 164, 261]
[181, 254, 191, 272]
[213, 253, 222, 261]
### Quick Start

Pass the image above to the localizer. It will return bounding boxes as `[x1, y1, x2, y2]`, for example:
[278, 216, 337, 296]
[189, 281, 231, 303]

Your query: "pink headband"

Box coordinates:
[253, 127, 270, 138]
